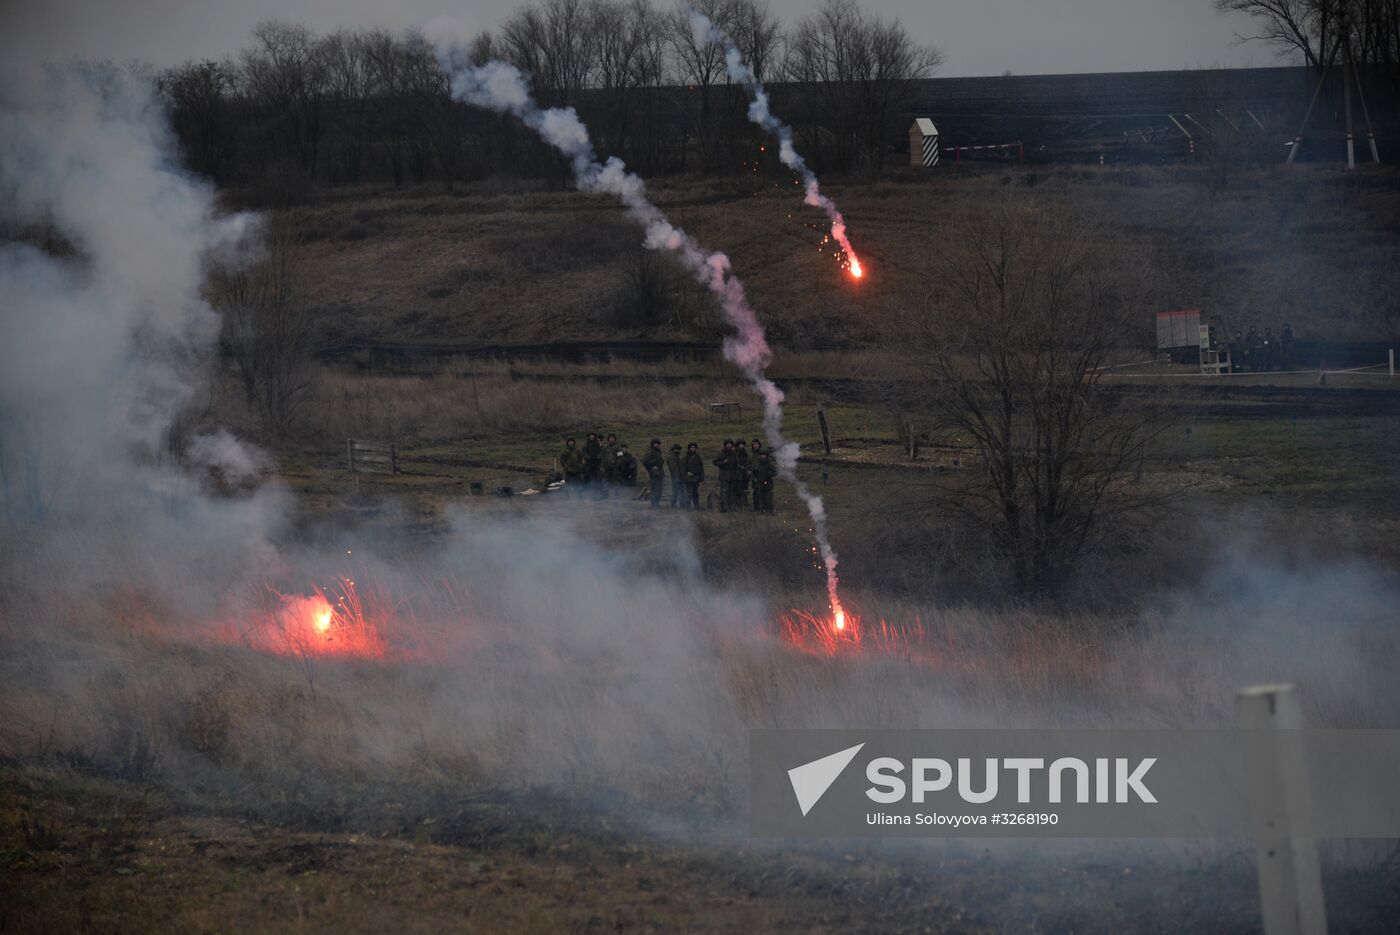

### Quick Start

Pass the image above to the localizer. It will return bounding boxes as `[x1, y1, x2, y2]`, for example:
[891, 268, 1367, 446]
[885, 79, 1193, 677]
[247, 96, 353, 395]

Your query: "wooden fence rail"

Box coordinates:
[346, 439, 399, 475]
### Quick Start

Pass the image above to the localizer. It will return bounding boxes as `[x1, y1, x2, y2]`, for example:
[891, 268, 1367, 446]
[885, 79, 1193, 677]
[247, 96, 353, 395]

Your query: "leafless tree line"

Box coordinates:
[163, 22, 455, 196]
[1218, 0, 1400, 73]
[157, 0, 938, 195]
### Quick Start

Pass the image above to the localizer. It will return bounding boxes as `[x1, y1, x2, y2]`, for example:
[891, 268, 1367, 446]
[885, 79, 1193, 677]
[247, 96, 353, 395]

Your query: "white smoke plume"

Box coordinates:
[4, 45, 1397, 917]
[688, 8, 862, 277]
[434, 48, 845, 618]
[188, 429, 274, 482]
[0, 64, 283, 600]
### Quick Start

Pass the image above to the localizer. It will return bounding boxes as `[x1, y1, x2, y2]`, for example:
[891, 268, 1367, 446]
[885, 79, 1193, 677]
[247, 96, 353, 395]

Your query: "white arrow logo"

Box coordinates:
[787, 743, 866, 816]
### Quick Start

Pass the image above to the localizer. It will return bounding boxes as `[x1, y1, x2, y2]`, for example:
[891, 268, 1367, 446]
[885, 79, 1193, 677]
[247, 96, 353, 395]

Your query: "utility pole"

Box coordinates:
[1286, 13, 1381, 168]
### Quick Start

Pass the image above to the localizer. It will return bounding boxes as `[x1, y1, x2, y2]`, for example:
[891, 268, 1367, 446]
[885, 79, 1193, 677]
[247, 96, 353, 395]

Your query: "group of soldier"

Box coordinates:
[557, 433, 778, 513]
[1228, 324, 1295, 373]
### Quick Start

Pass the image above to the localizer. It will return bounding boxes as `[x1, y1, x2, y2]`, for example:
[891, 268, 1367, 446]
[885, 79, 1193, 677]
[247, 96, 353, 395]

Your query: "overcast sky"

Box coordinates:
[4, 0, 1282, 78]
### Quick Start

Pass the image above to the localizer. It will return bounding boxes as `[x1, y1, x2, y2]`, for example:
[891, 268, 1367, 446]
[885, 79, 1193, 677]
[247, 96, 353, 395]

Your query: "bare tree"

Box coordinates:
[1360, 0, 1400, 71]
[730, 0, 782, 84]
[399, 31, 453, 183]
[590, 0, 654, 157]
[319, 30, 375, 183]
[240, 21, 330, 180]
[154, 9, 964, 189]
[361, 29, 405, 185]
[159, 59, 238, 184]
[628, 0, 675, 171]
[668, 0, 734, 170]
[212, 225, 314, 439]
[893, 204, 1173, 596]
[783, 0, 940, 173]
[463, 30, 497, 67]
[711, 0, 785, 172]
[1214, 0, 1343, 69]
[501, 0, 598, 105]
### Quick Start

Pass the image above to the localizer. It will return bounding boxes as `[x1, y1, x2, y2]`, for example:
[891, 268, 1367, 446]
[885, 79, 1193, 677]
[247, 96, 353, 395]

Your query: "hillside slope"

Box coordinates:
[283, 166, 1400, 350]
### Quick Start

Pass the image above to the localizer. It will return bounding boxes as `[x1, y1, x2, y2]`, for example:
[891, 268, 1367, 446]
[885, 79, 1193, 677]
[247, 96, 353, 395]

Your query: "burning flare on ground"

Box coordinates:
[244, 578, 389, 660]
[778, 607, 928, 659]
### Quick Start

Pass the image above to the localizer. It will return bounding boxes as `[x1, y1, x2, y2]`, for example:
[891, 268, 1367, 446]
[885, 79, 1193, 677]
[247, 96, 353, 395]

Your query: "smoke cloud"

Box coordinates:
[1, 44, 1395, 910]
[688, 8, 863, 276]
[435, 46, 846, 618]
[0, 61, 753, 815]
[0, 63, 284, 608]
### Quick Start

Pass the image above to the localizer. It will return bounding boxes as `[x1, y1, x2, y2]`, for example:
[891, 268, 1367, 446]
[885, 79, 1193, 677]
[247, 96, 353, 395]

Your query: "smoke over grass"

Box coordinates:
[432, 45, 847, 621]
[0, 64, 770, 820]
[0, 64, 287, 607]
[0, 47, 1397, 896]
[5, 503, 1399, 831]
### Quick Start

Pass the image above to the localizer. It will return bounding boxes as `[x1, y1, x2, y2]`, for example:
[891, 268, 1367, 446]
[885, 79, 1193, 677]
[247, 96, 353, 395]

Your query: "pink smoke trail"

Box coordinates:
[433, 50, 844, 621]
[689, 8, 863, 278]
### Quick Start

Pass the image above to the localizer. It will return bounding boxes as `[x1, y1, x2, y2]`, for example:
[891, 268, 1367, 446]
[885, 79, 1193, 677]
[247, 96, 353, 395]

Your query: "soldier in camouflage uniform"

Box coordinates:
[733, 438, 751, 510]
[713, 440, 738, 513]
[750, 449, 776, 513]
[559, 437, 586, 496]
[616, 444, 637, 489]
[599, 432, 620, 497]
[666, 443, 684, 507]
[682, 443, 704, 510]
[582, 432, 603, 490]
[642, 438, 666, 508]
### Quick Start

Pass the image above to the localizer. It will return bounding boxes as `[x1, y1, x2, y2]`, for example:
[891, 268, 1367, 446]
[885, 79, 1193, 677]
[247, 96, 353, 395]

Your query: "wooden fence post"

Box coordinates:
[1236, 684, 1328, 935]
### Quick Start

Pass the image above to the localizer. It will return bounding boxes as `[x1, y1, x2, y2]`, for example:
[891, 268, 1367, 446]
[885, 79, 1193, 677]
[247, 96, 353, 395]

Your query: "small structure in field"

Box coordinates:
[1155, 309, 1201, 358]
[708, 402, 742, 422]
[346, 439, 399, 474]
[1155, 309, 1230, 374]
[909, 118, 939, 167]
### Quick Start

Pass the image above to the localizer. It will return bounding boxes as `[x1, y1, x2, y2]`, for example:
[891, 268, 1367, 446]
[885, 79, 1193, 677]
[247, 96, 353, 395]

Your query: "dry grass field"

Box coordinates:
[12, 31, 1400, 930]
[9, 149, 1400, 932]
[282, 165, 1400, 349]
[19, 761, 1385, 935]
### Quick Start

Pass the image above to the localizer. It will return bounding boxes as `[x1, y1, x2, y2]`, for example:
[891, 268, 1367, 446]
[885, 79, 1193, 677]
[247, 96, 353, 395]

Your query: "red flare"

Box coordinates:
[778, 608, 931, 663]
[232, 578, 390, 661]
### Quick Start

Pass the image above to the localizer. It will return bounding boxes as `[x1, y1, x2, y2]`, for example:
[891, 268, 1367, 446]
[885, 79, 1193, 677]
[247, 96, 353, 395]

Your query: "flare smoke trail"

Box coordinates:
[688, 8, 862, 278]
[433, 47, 843, 620]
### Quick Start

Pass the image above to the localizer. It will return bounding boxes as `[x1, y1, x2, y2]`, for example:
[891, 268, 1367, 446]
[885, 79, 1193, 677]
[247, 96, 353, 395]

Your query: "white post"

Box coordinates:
[1389, 349, 1394, 377]
[1236, 684, 1328, 935]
